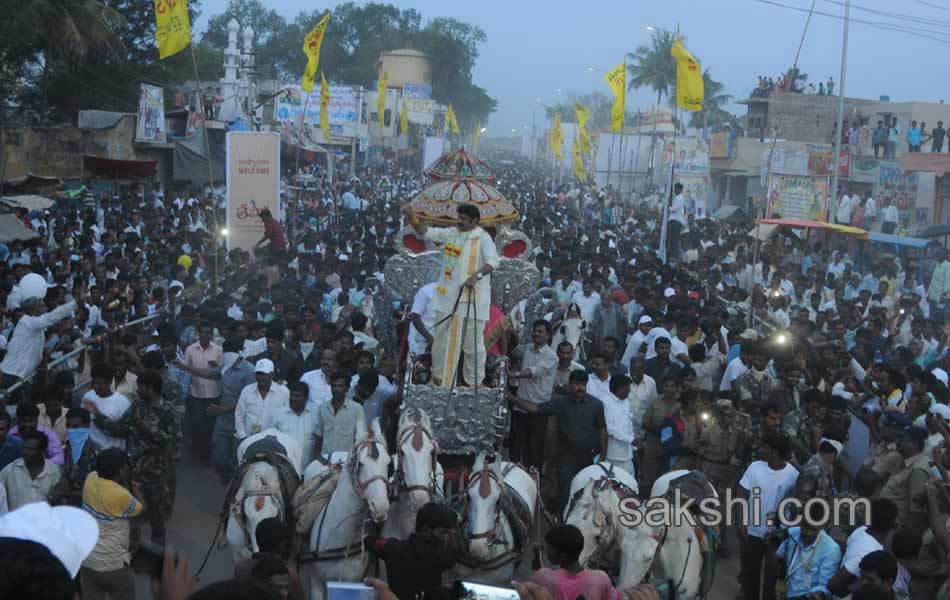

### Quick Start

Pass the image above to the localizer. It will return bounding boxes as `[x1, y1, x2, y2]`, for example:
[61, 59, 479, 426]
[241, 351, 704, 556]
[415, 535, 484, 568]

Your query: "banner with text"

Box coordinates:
[135, 84, 166, 143]
[226, 132, 281, 252]
[767, 175, 830, 221]
[661, 137, 710, 175]
[274, 85, 359, 135]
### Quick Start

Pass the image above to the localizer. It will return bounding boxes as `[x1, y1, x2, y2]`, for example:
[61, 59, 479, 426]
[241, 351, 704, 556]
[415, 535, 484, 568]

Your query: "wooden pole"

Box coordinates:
[190, 43, 219, 294]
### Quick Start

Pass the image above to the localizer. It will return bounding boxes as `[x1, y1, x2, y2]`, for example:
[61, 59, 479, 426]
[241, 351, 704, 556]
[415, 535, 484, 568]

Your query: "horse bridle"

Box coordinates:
[464, 467, 506, 542]
[347, 439, 389, 500]
[395, 423, 439, 495]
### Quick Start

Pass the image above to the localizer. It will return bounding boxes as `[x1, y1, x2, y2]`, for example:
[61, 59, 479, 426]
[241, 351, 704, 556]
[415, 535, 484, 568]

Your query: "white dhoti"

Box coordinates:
[431, 309, 486, 387]
[422, 225, 500, 386]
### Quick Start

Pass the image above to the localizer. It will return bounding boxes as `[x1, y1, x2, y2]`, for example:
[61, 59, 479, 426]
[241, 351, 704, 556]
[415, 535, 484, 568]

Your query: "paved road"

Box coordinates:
[136, 460, 741, 599]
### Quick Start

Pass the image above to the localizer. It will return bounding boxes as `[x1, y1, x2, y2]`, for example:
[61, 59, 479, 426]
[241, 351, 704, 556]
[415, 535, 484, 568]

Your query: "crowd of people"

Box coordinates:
[0, 148, 948, 600]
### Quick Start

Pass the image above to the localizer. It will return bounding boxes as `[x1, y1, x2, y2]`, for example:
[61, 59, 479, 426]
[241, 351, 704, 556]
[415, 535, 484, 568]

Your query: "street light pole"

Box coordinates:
[829, 0, 850, 222]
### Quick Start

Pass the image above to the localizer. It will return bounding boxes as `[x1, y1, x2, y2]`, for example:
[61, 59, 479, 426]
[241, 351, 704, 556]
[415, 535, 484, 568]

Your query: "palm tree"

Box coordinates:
[626, 29, 677, 107]
[689, 69, 734, 130]
[17, 0, 125, 121]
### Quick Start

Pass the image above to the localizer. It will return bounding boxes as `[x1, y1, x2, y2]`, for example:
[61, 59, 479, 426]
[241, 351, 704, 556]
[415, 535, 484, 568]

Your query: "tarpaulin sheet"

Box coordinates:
[172, 128, 226, 186]
[0, 214, 38, 242]
[1, 195, 55, 211]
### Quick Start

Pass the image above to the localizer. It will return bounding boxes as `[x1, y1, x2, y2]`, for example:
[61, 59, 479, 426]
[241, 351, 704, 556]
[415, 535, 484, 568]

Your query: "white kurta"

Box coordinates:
[424, 225, 500, 386]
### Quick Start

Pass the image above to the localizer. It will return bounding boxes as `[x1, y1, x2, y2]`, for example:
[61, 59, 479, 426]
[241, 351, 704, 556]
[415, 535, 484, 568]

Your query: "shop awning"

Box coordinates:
[82, 155, 158, 179]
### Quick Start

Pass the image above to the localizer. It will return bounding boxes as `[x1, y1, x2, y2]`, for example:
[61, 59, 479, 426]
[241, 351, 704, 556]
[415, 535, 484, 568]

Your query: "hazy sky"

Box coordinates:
[200, 0, 950, 134]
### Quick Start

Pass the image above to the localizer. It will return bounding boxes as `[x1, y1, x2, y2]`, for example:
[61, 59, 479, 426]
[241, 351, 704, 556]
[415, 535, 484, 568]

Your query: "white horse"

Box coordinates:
[455, 453, 538, 585]
[225, 429, 303, 561]
[618, 471, 718, 600]
[302, 419, 392, 600]
[566, 467, 712, 599]
[381, 408, 444, 540]
[563, 462, 640, 582]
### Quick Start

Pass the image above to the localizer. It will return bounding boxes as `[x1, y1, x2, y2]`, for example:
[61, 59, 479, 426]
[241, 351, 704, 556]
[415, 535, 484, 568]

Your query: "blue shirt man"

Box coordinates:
[776, 526, 842, 599]
[0, 416, 22, 471]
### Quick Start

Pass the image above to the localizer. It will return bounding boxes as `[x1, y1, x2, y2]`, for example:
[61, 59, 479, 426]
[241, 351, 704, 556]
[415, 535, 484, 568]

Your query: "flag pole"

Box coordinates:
[189, 41, 219, 294]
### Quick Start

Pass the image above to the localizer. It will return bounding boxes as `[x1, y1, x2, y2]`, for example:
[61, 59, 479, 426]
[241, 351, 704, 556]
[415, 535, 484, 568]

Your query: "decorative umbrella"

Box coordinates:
[406, 178, 519, 227]
[424, 148, 496, 184]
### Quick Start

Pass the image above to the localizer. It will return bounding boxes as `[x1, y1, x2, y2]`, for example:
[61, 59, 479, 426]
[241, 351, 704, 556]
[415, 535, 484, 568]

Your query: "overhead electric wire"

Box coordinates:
[755, 0, 950, 44]
[822, 0, 950, 31]
[913, 0, 950, 12]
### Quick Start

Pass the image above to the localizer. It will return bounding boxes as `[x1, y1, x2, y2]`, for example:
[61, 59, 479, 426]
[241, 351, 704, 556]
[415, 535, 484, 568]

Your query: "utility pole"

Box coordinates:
[828, 0, 850, 222]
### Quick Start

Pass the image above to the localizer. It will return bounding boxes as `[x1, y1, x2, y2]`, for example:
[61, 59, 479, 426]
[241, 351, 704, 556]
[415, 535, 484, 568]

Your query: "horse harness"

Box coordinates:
[302, 439, 389, 564]
[455, 463, 533, 570]
[391, 423, 441, 500]
[223, 451, 300, 551]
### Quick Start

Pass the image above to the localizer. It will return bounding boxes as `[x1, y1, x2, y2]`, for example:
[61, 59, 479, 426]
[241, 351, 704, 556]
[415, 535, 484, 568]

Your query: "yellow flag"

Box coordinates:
[551, 113, 564, 162]
[376, 71, 389, 125]
[154, 0, 191, 59]
[445, 104, 460, 134]
[301, 12, 330, 93]
[672, 34, 704, 112]
[320, 72, 331, 143]
[573, 135, 587, 182]
[575, 103, 591, 154]
[604, 62, 626, 133]
[473, 121, 482, 149]
[400, 97, 409, 136]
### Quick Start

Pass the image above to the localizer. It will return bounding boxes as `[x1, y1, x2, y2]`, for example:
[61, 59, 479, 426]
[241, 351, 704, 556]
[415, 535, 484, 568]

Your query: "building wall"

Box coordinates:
[3, 116, 168, 183]
[378, 50, 431, 88]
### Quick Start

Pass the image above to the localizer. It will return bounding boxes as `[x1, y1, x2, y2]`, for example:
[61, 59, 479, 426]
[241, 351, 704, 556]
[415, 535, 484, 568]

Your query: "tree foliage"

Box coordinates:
[203, 1, 497, 126]
[627, 28, 732, 131]
[0, 0, 495, 127]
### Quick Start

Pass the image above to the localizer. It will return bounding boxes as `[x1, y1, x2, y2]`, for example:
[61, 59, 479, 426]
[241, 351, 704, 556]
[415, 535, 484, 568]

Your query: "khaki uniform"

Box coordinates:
[878, 451, 931, 528]
[864, 441, 904, 483]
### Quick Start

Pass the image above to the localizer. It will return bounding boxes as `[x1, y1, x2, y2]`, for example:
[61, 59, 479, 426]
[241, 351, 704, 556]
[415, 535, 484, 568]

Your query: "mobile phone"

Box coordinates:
[131, 539, 165, 578]
[456, 581, 519, 600]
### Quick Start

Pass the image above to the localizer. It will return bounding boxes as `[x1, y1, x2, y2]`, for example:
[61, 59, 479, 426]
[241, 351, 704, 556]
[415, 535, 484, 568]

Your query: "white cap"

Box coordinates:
[638, 315, 653, 325]
[254, 358, 275, 374]
[931, 404, 950, 421]
[933, 368, 949, 387]
[663, 287, 676, 298]
[739, 329, 759, 341]
[0, 502, 98, 578]
[820, 438, 844, 456]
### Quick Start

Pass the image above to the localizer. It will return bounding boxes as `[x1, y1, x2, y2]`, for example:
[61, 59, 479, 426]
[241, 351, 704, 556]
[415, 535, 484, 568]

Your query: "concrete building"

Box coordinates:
[376, 49, 432, 89]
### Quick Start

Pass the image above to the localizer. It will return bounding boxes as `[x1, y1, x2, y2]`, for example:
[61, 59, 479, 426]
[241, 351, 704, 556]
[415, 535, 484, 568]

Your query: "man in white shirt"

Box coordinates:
[644, 324, 672, 360]
[234, 359, 290, 440]
[738, 432, 799, 600]
[263, 382, 321, 468]
[509, 320, 558, 469]
[827, 498, 899, 597]
[601, 375, 636, 477]
[407, 282, 438, 356]
[881, 197, 900, 234]
[627, 357, 657, 441]
[0, 430, 61, 511]
[864, 192, 878, 229]
[586, 354, 612, 403]
[300, 350, 336, 406]
[81, 364, 131, 450]
[0, 294, 77, 385]
[667, 183, 688, 260]
[835, 192, 854, 225]
[570, 280, 601, 324]
[720, 341, 751, 392]
[621, 315, 653, 367]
